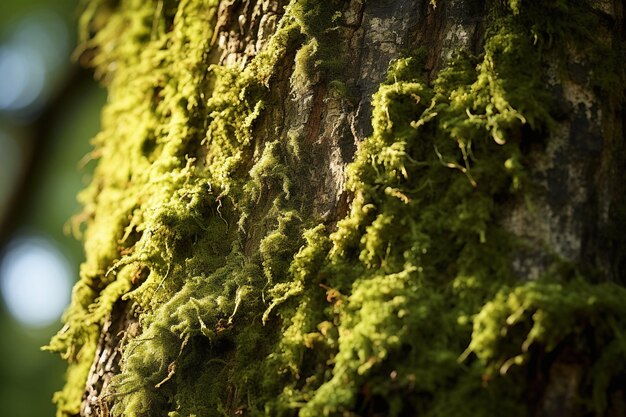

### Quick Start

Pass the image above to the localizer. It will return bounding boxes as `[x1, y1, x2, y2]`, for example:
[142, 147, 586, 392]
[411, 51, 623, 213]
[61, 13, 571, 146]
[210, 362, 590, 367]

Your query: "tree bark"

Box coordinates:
[47, 1, 625, 416]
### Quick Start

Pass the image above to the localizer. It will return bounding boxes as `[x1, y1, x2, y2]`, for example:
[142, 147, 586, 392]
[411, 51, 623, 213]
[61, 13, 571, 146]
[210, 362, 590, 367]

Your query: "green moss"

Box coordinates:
[48, 0, 625, 416]
[262, 2, 626, 416]
[289, 0, 345, 92]
[470, 279, 626, 415]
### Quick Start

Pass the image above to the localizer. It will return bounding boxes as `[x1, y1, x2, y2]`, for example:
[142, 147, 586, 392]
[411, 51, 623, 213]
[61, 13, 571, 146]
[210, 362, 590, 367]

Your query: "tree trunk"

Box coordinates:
[46, 0, 626, 416]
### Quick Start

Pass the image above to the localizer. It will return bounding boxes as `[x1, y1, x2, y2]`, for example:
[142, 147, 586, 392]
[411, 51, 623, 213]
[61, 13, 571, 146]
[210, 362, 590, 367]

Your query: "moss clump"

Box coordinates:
[470, 279, 626, 417]
[263, 1, 626, 416]
[48, 0, 625, 416]
[289, 0, 345, 92]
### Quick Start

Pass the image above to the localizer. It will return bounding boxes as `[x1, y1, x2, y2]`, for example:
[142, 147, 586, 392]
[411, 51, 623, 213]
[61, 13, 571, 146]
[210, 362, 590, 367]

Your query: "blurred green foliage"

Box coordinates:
[0, 0, 76, 25]
[0, 0, 106, 416]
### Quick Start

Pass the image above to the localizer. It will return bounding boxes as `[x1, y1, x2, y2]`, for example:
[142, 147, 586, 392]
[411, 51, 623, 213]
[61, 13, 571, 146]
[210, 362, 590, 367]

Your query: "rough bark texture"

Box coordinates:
[46, 1, 625, 417]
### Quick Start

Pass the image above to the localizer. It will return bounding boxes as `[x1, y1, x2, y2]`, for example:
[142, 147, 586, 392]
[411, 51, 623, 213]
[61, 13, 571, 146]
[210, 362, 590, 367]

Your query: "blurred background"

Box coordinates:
[0, 0, 105, 415]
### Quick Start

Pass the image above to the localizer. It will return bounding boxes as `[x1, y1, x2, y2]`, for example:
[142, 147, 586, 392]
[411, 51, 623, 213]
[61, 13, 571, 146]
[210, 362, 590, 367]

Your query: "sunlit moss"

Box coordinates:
[48, 0, 625, 416]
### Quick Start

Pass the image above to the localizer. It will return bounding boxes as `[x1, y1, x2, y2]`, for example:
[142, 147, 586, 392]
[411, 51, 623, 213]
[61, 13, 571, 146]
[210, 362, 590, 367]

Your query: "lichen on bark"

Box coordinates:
[46, 0, 625, 416]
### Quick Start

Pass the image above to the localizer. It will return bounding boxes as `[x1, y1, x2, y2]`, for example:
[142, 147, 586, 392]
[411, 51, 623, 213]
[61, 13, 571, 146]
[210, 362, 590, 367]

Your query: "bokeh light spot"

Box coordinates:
[0, 44, 46, 111]
[0, 235, 73, 328]
[0, 10, 69, 113]
[11, 10, 70, 73]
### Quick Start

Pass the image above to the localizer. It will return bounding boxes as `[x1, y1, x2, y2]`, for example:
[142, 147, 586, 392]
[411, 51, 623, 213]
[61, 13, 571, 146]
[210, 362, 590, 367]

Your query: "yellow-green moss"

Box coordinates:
[48, 0, 625, 416]
[263, 1, 626, 416]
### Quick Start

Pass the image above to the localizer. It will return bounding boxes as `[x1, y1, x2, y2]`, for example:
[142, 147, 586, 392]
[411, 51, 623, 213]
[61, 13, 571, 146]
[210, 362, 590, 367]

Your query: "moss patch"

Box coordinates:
[48, 0, 625, 416]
